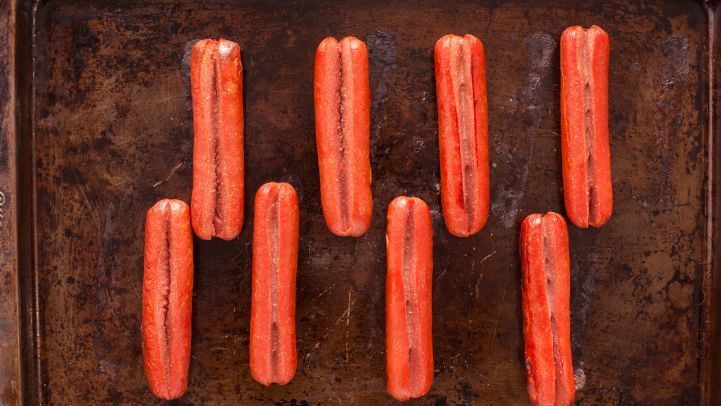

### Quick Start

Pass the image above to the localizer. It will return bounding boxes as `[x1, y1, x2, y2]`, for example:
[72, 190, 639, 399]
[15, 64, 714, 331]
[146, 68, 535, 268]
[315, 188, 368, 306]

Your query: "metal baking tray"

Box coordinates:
[1, 0, 719, 404]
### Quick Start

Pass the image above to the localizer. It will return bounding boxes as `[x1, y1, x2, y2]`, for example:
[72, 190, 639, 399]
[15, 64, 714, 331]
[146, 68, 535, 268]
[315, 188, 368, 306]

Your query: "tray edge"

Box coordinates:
[0, 0, 22, 404]
[4, 0, 719, 405]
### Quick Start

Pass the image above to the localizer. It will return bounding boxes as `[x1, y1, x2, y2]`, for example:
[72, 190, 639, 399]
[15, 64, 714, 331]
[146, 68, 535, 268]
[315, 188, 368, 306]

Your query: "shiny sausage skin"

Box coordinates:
[434, 34, 489, 237]
[520, 212, 575, 406]
[250, 183, 299, 385]
[191, 38, 244, 240]
[560, 26, 612, 228]
[314, 36, 372, 237]
[143, 199, 194, 400]
[385, 197, 433, 400]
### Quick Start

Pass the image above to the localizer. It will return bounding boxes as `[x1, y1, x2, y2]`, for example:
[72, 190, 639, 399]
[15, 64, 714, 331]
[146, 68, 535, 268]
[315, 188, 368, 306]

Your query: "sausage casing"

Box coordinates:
[386, 196, 434, 400]
[314, 36, 372, 236]
[520, 212, 575, 406]
[250, 182, 299, 385]
[560, 26, 612, 228]
[191, 38, 244, 240]
[143, 199, 194, 400]
[434, 34, 489, 237]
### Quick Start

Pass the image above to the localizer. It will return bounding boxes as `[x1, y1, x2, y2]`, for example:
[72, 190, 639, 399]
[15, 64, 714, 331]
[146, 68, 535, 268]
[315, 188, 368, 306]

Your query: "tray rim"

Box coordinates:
[1, 0, 718, 404]
[703, 2, 721, 405]
[0, 0, 20, 404]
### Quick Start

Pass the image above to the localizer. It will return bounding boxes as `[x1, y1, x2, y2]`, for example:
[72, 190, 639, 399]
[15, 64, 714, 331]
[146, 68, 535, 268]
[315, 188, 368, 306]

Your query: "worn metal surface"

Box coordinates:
[703, 3, 720, 406]
[0, 0, 21, 404]
[12, 0, 712, 404]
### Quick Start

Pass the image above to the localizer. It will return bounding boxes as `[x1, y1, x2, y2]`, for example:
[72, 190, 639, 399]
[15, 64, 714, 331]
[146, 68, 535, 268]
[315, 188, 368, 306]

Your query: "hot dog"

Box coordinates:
[191, 38, 244, 240]
[520, 212, 575, 406]
[560, 25, 612, 228]
[143, 199, 194, 400]
[314, 36, 372, 236]
[250, 182, 299, 385]
[434, 34, 490, 237]
[385, 196, 433, 400]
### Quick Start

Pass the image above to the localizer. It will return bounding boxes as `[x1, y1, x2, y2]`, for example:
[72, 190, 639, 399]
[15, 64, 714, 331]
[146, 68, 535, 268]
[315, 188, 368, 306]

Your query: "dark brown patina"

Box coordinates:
[2, 0, 717, 404]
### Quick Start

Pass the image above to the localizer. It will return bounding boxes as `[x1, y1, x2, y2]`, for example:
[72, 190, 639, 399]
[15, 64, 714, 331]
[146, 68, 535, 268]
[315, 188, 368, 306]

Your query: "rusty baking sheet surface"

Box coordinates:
[17, 0, 711, 404]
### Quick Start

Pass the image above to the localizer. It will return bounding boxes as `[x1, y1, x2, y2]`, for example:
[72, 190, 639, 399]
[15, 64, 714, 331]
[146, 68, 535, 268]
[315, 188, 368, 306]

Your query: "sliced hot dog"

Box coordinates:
[314, 36, 372, 236]
[434, 34, 489, 237]
[386, 196, 433, 400]
[561, 26, 612, 228]
[143, 199, 194, 399]
[191, 38, 244, 240]
[250, 182, 299, 385]
[520, 212, 575, 406]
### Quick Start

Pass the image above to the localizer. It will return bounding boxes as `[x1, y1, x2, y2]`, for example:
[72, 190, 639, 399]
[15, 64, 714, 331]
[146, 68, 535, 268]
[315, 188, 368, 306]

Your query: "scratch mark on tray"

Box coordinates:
[474, 251, 497, 298]
[142, 93, 184, 106]
[104, 287, 116, 319]
[99, 204, 116, 320]
[306, 289, 357, 364]
[111, 178, 131, 187]
[73, 171, 101, 231]
[345, 287, 352, 365]
[470, 259, 476, 297]
[115, 137, 135, 146]
[490, 238, 512, 377]
[317, 281, 338, 299]
[434, 267, 448, 283]
[307, 244, 312, 268]
[480, 250, 497, 264]
[153, 161, 184, 187]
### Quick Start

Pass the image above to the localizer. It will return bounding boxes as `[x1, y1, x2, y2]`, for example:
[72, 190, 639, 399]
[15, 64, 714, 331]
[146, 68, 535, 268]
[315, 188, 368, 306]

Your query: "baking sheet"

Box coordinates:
[8, 0, 715, 404]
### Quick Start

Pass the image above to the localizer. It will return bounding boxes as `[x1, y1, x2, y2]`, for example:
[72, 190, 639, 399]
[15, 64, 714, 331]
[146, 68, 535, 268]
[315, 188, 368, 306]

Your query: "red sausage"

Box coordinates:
[314, 36, 372, 236]
[520, 212, 575, 406]
[143, 199, 194, 399]
[386, 196, 433, 400]
[560, 26, 612, 228]
[191, 38, 244, 240]
[250, 183, 299, 385]
[434, 34, 490, 237]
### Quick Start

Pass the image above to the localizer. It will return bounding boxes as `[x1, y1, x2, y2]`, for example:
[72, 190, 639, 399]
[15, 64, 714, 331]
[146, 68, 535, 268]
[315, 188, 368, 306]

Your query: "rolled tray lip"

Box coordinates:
[1, 0, 719, 404]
